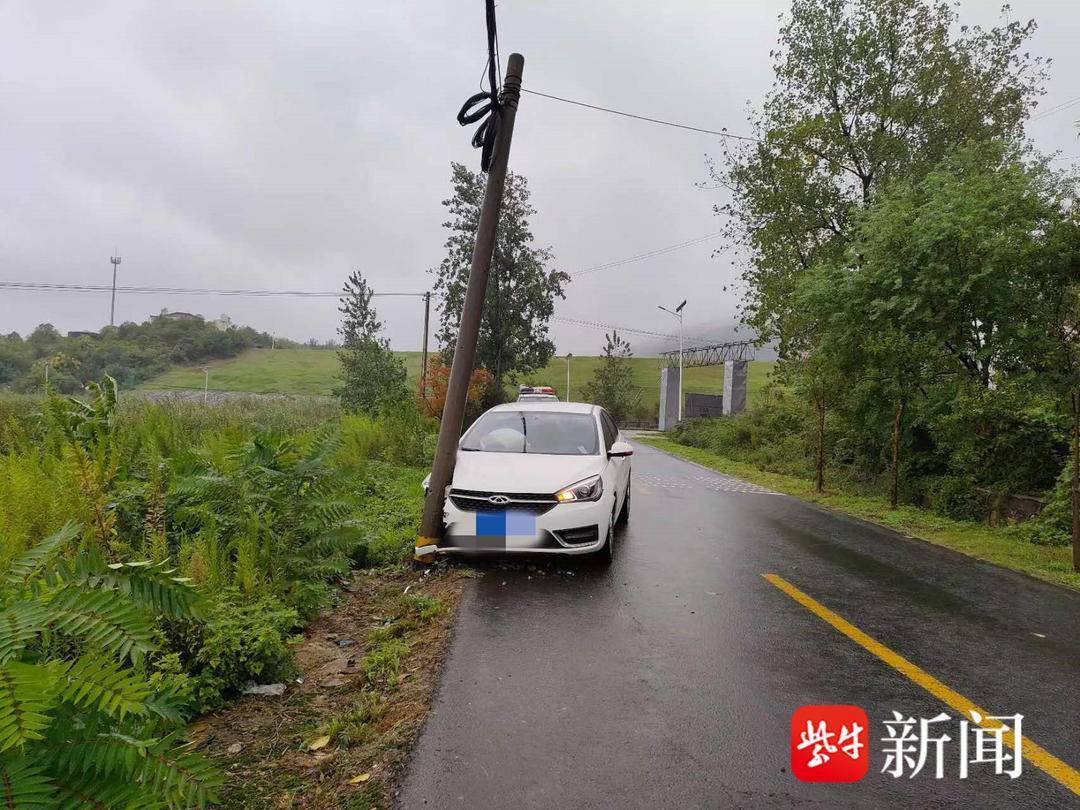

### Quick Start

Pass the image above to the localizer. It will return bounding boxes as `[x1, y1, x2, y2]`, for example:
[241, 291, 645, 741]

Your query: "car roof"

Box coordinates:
[487, 401, 597, 415]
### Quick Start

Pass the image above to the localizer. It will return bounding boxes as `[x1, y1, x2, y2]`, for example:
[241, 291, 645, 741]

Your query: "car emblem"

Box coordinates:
[488, 494, 511, 505]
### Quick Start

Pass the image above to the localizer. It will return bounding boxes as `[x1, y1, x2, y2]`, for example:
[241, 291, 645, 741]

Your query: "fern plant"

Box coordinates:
[44, 377, 122, 553]
[0, 522, 220, 809]
[171, 428, 366, 618]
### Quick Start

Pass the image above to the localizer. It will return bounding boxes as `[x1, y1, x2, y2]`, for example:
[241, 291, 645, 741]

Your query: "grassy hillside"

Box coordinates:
[141, 348, 422, 396]
[142, 347, 775, 414]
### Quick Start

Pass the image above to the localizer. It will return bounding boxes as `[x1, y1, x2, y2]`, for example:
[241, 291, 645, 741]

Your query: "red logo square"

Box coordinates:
[790, 705, 869, 782]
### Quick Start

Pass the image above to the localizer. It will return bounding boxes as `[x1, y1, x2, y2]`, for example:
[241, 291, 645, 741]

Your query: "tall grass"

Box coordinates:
[0, 387, 434, 711]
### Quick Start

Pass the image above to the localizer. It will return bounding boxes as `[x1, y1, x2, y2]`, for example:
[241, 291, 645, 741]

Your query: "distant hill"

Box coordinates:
[141, 347, 775, 418]
[0, 314, 276, 394]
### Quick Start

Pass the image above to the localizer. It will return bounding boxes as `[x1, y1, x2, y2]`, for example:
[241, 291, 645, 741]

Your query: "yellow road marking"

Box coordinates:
[763, 573, 1080, 796]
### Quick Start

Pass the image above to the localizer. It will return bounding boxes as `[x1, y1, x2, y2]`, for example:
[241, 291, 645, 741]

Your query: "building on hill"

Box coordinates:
[213, 314, 233, 330]
[66, 330, 98, 339]
[154, 308, 200, 322]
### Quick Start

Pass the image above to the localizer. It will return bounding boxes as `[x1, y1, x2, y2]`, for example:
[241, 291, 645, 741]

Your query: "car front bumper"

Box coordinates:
[436, 491, 614, 555]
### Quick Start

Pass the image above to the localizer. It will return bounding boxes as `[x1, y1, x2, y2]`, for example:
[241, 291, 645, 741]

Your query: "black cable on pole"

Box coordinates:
[456, 0, 502, 172]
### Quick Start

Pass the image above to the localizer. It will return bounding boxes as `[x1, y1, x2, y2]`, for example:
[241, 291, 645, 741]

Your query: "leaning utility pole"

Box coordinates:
[420, 291, 431, 399]
[109, 251, 122, 326]
[415, 52, 524, 560]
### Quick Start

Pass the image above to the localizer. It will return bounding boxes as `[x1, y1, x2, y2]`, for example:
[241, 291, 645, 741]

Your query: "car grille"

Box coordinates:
[554, 525, 599, 546]
[449, 488, 557, 516]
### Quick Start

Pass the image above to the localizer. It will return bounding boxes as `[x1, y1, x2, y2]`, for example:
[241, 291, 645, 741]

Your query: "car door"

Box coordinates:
[599, 410, 629, 511]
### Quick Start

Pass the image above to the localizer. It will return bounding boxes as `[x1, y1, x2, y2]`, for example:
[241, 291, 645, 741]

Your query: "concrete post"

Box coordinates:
[722, 360, 748, 415]
[659, 365, 681, 430]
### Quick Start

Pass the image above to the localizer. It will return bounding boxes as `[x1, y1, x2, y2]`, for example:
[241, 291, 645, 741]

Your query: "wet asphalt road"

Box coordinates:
[397, 441, 1080, 808]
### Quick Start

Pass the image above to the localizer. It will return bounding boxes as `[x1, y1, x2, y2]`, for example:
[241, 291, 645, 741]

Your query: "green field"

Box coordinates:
[142, 349, 423, 396]
[142, 348, 775, 415]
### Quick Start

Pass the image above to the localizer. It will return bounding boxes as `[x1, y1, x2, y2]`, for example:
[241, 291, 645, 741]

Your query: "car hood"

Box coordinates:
[451, 451, 604, 494]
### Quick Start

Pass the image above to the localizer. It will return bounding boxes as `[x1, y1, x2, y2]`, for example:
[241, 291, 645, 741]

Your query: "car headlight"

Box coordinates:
[555, 474, 603, 503]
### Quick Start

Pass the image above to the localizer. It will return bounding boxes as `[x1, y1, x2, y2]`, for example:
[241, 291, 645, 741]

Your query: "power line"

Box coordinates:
[554, 315, 713, 346]
[521, 89, 756, 141]
[554, 315, 678, 340]
[1032, 95, 1080, 121]
[570, 233, 726, 278]
[0, 281, 426, 298]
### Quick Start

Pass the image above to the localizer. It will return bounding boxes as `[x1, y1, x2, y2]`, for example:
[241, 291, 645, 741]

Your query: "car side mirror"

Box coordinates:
[609, 441, 633, 458]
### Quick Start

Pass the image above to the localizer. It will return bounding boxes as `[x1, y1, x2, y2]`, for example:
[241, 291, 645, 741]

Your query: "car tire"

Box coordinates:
[589, 516, 614, 566]
[616, 482, 630, 526]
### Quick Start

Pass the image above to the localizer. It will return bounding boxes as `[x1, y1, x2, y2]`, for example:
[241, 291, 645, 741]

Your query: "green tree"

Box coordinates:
[713, 0, 1045, 355]
[335, 270, 407, 415]
[432, 163, 568, 407]
[580, 331, 639, 424]
[797, 142, 1078, 509]
[1023, 196, 1080, 568]
[778, 349, 844, 494]
[853, 141, 1062, 387]
[799, 259, 947, 507]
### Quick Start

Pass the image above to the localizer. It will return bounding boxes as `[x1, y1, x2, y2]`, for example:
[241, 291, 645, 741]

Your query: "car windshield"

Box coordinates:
[461, 411, 599, 455]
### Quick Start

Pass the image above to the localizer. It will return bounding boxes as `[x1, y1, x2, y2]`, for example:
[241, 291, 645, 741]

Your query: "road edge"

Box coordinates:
[636, 435, 1080, 596]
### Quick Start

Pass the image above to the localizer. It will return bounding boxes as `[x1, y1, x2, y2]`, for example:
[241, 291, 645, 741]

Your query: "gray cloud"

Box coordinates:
[2, 1, 1077, 353]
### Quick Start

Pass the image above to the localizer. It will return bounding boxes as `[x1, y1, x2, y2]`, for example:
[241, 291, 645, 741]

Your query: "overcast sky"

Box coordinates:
[2, 1, 1078, 354]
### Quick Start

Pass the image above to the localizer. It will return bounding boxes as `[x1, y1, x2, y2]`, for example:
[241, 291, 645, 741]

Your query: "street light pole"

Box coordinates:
[566, 353, 572, 401]
[658, 300, 687, 422]
[109, 251, 122, 327]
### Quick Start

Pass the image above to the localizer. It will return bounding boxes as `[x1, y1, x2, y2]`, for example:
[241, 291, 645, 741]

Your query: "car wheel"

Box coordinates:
[589, 515, 614, 565]
[616, 482, 630, 526]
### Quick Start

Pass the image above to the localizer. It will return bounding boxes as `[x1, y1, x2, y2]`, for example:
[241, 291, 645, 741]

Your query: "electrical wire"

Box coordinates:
[0, 281, 426, 298]
[554, 315, 713, 347]
[521, 89, 757, 141]
[570, 233, 726, 278]
[1032, 95, 1080, 121]
[554, 316, 678, 339]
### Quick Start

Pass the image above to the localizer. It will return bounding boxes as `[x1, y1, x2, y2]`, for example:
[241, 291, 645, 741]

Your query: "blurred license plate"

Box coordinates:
[476, 510, 536, 537]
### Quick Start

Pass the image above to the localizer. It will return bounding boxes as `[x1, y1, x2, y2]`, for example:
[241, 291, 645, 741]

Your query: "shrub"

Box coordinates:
[929, 384, 1066, 495]
[418, 354, 491, 420]
[171, 589, 300, 710]
[354, 465, 427, 565]
[925, 475, 984, 522]
[379, 406, 436, 467]
[673, 390, 812, 478]
[339, 413, 387, 466]
[1011, 464, 1071, 547]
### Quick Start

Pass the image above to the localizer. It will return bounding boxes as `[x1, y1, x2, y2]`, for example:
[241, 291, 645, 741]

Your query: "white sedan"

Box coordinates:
[426, 401, 632, 562]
